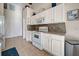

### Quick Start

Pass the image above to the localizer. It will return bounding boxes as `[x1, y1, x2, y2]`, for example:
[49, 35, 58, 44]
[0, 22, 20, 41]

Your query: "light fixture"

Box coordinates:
[29, 3, 32, 5]
[25, 5, 30, 8]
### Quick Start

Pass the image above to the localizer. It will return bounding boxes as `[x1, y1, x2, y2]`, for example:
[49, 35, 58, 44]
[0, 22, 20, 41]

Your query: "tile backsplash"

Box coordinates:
[27, 23, 66, 35]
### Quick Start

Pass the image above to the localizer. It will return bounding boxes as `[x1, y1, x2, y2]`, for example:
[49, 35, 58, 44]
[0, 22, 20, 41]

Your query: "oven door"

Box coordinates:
[32, 32, 41, 44]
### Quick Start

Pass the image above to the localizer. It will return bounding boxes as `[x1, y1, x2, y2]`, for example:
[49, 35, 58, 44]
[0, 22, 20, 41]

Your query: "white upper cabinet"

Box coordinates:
[30, 13, 41, 25]
[53, 4, 65, 23]
[51, 8, 54, 23]
[30, 3, 79, 25]
[41, 8, 52, 24]
[30, 8, 53, 25]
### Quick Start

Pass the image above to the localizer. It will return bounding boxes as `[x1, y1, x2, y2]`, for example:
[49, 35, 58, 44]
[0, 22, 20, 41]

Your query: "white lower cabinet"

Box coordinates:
[41, 33, 65, 56]
[48, 38, 52, 53]
[43, 38, 49, 51]
[41, 33, 49, 51]
[41, 33, 52, 54]
[51, 35, 65, 56]
[26, 31, 32, 42]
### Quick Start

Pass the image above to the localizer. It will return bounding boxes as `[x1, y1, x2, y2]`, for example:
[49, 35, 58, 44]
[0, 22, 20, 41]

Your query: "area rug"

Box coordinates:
[2, 47, 19, 56]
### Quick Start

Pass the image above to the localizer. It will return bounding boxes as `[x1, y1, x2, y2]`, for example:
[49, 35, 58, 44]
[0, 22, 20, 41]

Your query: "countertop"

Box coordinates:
[38, 31, 66, 35]
[65, 40, 79, 45]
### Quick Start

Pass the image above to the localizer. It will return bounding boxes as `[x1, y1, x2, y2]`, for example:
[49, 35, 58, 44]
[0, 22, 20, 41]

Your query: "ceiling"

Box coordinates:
[10, 3, 61, 14]
[11, 3, 52, 13]
[31, 3, 52, 13]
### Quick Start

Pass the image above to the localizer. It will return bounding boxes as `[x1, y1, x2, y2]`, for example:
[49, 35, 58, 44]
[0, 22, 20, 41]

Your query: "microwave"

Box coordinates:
[39, 27, 48, 32]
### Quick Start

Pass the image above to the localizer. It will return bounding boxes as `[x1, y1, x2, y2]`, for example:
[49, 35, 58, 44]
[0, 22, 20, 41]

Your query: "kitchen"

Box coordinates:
[0, 3, 79, 56]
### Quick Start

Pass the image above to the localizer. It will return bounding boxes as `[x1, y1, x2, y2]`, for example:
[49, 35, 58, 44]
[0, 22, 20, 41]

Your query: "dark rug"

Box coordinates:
[2, 47, 19, 56]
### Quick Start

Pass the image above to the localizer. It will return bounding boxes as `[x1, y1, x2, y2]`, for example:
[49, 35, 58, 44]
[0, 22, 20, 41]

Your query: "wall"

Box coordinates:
[5, 4, 22, 38]
[0, 3, 4, 35]
[0, 3, 4, 16]
[23, 7, 33, 41]
[66, 20, 79, 40]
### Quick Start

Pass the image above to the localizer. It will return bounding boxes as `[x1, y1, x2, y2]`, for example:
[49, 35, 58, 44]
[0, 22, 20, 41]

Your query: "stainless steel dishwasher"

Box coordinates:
[65, 40, 79, 56]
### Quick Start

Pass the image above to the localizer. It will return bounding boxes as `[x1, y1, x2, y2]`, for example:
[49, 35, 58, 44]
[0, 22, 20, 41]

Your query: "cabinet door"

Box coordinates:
[30, 16, 36, 25]
[52, 39, 63, 56]
[43, 37, 49, 51]
[48, 37, 52, 53]
[51, 8, 54, 23]
[44, 8, 52, 24]
[41, 33, 49, 51]
[40, 8, 52, 24]
[41, 33, 52, 53]
[51, 35, 65, 56]
[26, 31, 32, 42]
[31, 14, 41, 25]
[54, 4, 65, 23]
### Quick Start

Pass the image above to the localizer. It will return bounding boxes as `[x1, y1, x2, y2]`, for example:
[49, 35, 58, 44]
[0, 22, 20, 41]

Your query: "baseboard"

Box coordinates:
[5, 35, 23, 39]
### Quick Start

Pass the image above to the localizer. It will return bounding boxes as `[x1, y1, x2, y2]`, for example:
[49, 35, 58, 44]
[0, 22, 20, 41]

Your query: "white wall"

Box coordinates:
[0, 4, 5, 35]
[23, 7, 33, 41]
[0, 3, 4, 16]
[5, 4, 22, 38]
[66, 20, 79, 40]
